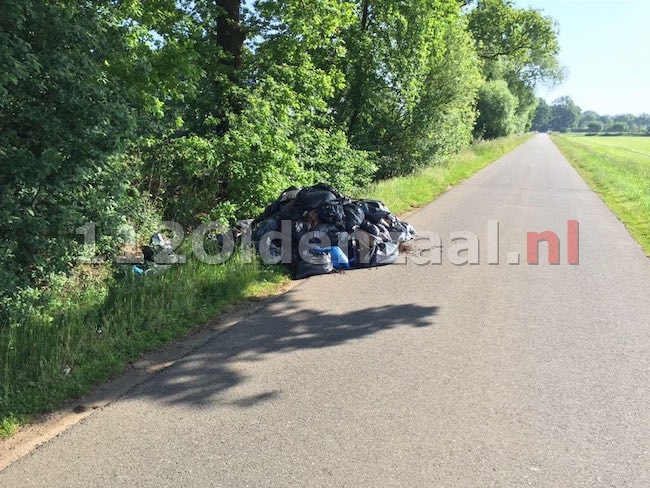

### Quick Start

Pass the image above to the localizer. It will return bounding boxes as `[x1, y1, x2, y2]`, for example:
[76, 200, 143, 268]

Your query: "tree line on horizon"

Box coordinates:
[1, 0, 562, 303]
[531, 97, 650, 134]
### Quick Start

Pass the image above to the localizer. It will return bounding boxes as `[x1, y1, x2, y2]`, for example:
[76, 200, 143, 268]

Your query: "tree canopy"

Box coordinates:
[531, 96, 649, 134]
[467, 0, 563, 135]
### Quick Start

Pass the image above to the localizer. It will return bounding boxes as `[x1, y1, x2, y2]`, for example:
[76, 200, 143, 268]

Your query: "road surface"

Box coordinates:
[1, 134, 649, 487]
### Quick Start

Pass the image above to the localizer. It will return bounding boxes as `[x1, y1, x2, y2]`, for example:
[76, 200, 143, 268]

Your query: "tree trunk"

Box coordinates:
[215, 0, 244, 76]
[347, 0, 371, 141]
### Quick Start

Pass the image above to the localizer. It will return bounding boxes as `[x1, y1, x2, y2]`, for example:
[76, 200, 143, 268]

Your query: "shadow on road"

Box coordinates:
[128, 294, 438, 409]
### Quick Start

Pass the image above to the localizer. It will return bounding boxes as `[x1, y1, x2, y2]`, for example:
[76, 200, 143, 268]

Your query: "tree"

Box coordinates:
[468, 0, 562, 84]
[550, 96, 581, 132]
[637, 114, 650, 133]
[467, 0, 563, 133]
[579, 110, 599, 130]
[474, 80, 519, 139]
[0, 1, 138, 294]
[587, 121, 603, 133]
[336, 0, 482, 176]
[531, 97, 552, 131]
[607, 122, 629, 133]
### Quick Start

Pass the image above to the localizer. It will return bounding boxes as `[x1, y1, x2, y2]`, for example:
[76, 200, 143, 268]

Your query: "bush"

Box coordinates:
[137, 78, 376, 226]
[587, 121, 603, 133]
[474, 80, 519, 139]
[0, 2, 139, 296]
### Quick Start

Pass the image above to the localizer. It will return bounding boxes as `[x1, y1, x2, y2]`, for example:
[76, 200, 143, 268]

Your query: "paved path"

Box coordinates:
[2, 134, 648, 487]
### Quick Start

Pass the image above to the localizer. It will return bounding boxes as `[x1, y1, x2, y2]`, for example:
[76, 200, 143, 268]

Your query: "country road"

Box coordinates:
[2, 134, 648, 487]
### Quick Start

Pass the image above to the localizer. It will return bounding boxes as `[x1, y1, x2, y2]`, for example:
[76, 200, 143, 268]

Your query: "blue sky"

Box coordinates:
[513, 0, 650, 115]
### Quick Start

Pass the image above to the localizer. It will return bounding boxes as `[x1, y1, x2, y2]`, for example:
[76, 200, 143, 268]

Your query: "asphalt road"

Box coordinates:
[2, 134, 649, 487]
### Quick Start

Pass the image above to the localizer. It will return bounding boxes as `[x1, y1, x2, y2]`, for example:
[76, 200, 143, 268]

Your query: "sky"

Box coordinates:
[513, 0, 650, 115]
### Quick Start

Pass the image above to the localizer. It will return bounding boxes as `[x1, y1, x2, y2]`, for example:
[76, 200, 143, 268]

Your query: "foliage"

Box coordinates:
[336, 0, 482, 177]
[549, 96, 581, 132]
[532, 96, 582, 133]
[587, 121, 603, 133]
[474, 80, 519, 139]
[607, 122, 629, 133]
[358, 133, 533, 215]
[0, 1, 139, 298]
[533, 100, 649, 135]
[467, 0, 563, 137]
[531, 97, 552, 132]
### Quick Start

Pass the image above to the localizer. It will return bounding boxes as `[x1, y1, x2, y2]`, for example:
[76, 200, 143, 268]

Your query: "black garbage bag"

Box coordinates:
[316, 201, 345, 226]
[349, 231, 380, 267]
[360, 221, 381, 237]
[295, 183, 340, 211]
[279, 185, 301, 202]
[389, 219, 416, 242]
[304, 229, 334, 248]
[253, 187, 300, 224]
[311, 182, 343, 196]
[322, 231, 352, 259]
[292, 249, 334, 280]
[253, 200, 283, 224]
[332, 231, 350, 251]
[290, 229, 328, 258]
[253, 219, 278, 242]
[292, 220, 309, 242]
[276, 200, 305, 222]
[389, 220, 409, 234]
[314, 224, 346, 247]
[375, 222, 392, 242]
[373, 241, 400, 266]
[360, 199, 391, 223]
[343, 203, 365, 231]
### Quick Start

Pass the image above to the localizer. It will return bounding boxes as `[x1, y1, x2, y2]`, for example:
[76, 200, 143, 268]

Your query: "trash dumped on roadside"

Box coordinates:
[127, 184, 414, 281]
[132, 232, 183, 276]
[249, 183, 415, 279]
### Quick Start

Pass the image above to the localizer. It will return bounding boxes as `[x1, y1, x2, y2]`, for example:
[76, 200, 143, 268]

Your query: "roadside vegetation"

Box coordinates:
[2, 0, 561, 436]
[552, 135, 650, 255]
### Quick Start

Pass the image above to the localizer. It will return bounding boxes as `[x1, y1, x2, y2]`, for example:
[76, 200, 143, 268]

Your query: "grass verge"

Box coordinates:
[0, 133, 533, 438]
[552, 134, 650, 255]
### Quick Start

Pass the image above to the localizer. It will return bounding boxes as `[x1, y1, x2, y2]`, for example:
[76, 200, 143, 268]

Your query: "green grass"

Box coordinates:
[552, 134, 650, 256]
[1, 254, 288, 437]
[0, 414, 19, 439]
[0, 133, 533, 438]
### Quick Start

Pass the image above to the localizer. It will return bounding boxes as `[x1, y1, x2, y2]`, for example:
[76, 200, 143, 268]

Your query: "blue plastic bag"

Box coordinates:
[315, 246, 350, 270]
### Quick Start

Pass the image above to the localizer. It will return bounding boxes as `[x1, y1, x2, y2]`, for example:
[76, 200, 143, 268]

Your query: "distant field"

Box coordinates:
[552, 135, 650, 255]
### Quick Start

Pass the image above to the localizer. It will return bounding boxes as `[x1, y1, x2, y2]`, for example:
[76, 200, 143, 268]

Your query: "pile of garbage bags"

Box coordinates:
[248, 183, 415, 279]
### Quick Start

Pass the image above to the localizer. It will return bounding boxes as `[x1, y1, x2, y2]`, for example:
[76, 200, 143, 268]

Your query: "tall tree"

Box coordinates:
[468, 0, 563, 132]
[550, 96, 581, 132]
[474, 80, 518, 139]
[337, 0, 482, 176]
[531, 97, 552, 131]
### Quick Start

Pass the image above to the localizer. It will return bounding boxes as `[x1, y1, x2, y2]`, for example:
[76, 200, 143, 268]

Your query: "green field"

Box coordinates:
[552, 135, 650, 255]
